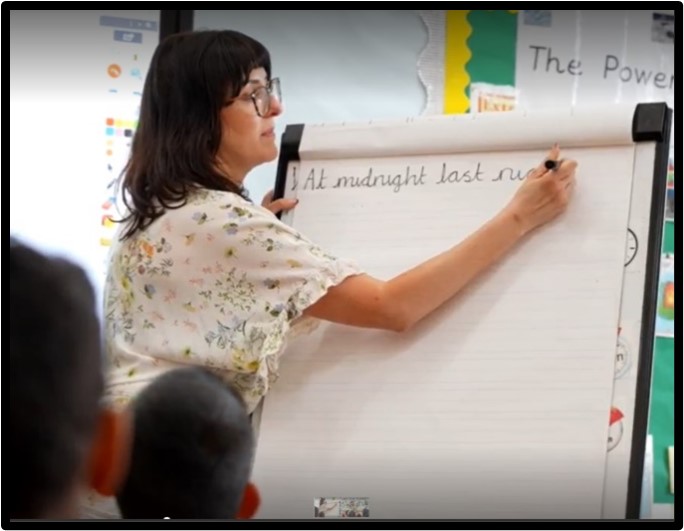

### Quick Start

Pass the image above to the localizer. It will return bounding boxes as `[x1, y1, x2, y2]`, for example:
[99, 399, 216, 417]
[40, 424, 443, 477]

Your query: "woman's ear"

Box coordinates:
[236, 482, 260, 519]
[87, 409, 133, 497]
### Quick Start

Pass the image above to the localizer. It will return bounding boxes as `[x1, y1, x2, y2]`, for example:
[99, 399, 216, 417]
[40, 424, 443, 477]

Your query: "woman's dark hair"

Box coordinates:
[119, 30, 271, 239]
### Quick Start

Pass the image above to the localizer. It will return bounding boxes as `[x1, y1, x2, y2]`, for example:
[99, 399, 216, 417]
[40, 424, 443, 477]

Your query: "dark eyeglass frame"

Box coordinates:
[224, 77, 281, 117]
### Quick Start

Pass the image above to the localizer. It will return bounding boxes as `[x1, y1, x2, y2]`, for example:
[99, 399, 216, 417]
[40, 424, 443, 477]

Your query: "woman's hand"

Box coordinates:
[503, 144, 577, 236]
[261, 189, 298, 215]
[306, 144, 578, 333]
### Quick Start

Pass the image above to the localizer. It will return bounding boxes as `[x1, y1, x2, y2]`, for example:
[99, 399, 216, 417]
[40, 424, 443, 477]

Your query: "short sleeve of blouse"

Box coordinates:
[196, 191, 363, 323]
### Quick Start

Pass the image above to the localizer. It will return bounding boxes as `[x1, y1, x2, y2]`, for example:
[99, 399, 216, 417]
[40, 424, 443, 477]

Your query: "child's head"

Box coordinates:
[10, 240, 128, 518]
[116, 367, 259, 519]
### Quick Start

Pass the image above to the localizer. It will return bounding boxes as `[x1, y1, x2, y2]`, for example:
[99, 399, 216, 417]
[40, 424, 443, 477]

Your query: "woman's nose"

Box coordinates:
[268, 95, 283, 117]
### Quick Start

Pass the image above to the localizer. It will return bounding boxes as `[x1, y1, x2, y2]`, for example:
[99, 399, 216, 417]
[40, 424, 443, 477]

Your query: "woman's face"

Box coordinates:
[217, 67, 283, 183]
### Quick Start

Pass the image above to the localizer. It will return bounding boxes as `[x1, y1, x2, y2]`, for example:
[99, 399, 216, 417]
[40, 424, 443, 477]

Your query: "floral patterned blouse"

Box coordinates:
[102, 188, 362, 414]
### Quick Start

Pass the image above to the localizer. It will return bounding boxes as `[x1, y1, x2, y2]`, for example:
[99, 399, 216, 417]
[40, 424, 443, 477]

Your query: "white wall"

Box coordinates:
[9, 10, 159, 306]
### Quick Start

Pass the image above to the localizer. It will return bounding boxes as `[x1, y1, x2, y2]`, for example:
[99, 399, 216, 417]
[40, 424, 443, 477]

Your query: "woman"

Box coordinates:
[103, 30, 576, 416]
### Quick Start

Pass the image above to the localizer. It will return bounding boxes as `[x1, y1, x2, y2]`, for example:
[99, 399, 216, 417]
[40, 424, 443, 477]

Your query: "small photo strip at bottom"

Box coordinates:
[314, 497, 369, 518]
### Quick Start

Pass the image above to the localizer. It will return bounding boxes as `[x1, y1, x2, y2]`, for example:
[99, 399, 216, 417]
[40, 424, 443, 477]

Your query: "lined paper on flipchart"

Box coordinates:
[252, 146, 636, 519]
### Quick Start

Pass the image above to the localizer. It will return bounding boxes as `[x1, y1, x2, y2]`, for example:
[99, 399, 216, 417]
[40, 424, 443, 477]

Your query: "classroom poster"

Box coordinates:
[654, 212, 676, 506]
[655, 254, 675, 337]
[423, 10, 675, 114]
[665, 158, 675, 221]
[98, 13, 158, 273]
[650, 336, 675, 504]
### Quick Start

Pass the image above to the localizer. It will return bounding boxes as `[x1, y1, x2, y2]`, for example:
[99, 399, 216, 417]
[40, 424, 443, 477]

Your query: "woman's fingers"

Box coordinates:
[261, 189, 275, 207]
[530, 144, 562, 179]
[265, 197, 298, 215]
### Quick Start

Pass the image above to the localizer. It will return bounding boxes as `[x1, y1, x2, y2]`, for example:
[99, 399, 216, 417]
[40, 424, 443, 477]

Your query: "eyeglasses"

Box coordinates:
[226, 77, 282, 117]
